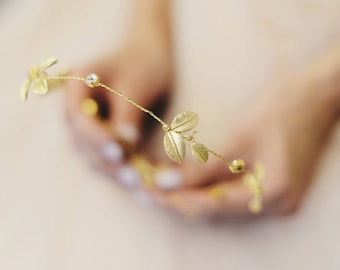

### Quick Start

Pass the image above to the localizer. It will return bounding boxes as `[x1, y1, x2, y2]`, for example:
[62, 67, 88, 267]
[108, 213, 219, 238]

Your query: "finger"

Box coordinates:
[65, 76, 125, 166]
[153, 149, 250, 191]
[110, 76, 151, 143]
[70, 118, 145, 191]
[152, 161, 302, 219]
[152, 179, 254, 219]
[64, 66, 149, 189]
[109, 57, 170, 140]
[71, 128, 144, 191]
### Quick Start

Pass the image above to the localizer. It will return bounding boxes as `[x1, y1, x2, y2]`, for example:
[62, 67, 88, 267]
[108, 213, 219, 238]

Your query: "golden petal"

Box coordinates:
[242, 174, 257, 189]
[33, 78, 48, 95]
[248, 196, 262, 214]
[254, 161, 264, 181]
[19, 79, 31, 101]
[190, 142, 208, 163]
[163, 131, 186, 163]
[171, 111, 199, 132]
[38, 58, 58, 73]
[243, 173, 262, 194]
[29, 66, 38, 79]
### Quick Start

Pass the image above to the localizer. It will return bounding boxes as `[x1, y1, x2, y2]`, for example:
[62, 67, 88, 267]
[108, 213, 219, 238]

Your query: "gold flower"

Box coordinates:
[20, 58, 58, 101]
[243, 162, 264, 213]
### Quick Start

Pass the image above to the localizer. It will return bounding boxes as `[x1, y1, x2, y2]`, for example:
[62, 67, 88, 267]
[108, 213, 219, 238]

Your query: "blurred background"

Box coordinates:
[1, 0, 340, 269]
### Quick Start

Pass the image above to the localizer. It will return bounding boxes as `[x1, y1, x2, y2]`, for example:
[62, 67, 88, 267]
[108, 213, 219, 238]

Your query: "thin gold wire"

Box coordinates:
[47, 76, 168, 128]
[47, 75, 247, 171]
[46, 74, 262, 213]
[98, 83, 168, 128]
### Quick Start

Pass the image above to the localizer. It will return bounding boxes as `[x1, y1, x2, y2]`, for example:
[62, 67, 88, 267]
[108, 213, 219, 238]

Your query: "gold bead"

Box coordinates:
[209, 186, 225, 200]
[81, 98, 98, 116]
[229, 159, 245, 173]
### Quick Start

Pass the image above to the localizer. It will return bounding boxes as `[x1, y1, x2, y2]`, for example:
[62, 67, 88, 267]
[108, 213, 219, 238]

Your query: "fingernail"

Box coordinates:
[100, 141, 124, 164]
[155, 168, 183, 191]
[132, 190, 153, 207]
[115, 123, 139, 144]
[115, 166, 141, 189]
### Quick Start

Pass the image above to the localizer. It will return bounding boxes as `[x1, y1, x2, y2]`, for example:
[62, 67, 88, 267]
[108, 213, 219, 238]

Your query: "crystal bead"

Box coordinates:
[85, 73, 100, 88]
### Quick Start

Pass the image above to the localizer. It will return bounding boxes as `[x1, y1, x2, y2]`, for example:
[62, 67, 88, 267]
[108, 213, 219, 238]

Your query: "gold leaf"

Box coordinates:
[33, 77, 48, 95]
[19, 79, 31, 101]
[38, 58, 58, 72]
[190, 142, 208, 163]
[163, 131, 186, 163]
[171, 111, 199, 132]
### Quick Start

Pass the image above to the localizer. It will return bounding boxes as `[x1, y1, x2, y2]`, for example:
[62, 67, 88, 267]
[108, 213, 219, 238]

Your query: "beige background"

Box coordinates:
[1, 0, 340, 269]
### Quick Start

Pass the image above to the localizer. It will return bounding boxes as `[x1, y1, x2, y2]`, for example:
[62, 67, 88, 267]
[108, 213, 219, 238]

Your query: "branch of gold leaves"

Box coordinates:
[20, 58, 264, 215]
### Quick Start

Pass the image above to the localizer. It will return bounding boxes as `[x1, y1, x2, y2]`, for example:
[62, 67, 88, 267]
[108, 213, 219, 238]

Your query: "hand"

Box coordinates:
[152, 46, 340, 219]
[64, 28, 172, 186]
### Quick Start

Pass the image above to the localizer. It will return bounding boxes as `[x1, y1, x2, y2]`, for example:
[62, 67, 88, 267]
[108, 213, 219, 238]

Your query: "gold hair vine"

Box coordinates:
[20, 58, 264, 214]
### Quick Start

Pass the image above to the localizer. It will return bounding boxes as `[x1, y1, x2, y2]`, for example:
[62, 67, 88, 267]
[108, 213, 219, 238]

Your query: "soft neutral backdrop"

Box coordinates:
[1, 1, 340, 269]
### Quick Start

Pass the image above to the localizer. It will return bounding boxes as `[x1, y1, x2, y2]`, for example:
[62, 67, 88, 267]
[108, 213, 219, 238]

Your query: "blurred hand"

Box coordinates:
[64, 30, 172, 185]
[152, 47, 340, 219]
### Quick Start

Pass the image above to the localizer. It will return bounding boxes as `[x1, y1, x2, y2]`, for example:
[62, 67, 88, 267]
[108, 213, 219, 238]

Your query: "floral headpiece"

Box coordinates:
[20, 58, 264, 214]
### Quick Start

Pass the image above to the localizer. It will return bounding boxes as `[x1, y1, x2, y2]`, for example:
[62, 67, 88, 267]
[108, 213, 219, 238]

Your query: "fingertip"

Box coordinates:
[179, 157, 231, 188]
[154, 167, 183, 191]
[114, 165, 142, 189]
[110, 83, 145, 133]
[100, 141, 124, 164]
[115, 122, 140, 146]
